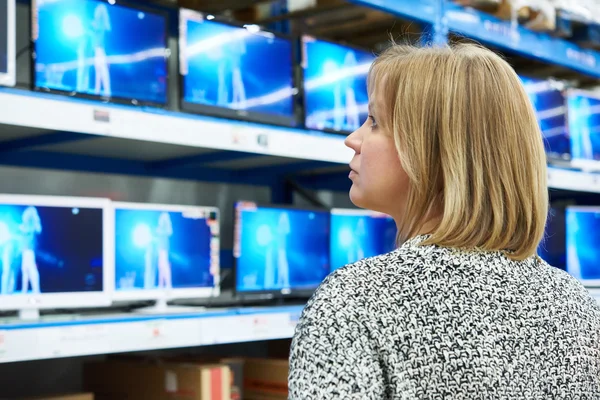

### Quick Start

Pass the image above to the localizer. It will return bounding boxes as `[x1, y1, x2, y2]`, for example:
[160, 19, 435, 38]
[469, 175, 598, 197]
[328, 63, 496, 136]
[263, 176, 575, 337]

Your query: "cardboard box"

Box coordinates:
[22, 395, 94, 400]
[84, 359, 230, 400]
[243, 358, 289, 400]
[165, 356, 244, 400]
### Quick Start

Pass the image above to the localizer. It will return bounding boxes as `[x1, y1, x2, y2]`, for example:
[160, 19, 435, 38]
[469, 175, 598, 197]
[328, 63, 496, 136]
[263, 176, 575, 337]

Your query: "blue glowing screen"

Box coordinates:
[115, 208, 217, 291]
[302, 37, 375, 133]
[34, 0, 168, 104]
[234, 203, 330, 293]
[537, 207, 566, 270]
[520, 76, 570, 157]
[566, 208, 600, 282]
[0, 205, 103, 295]
[180, 12, 294, 117]
[330, 211, 397, 271]
[568, 92, 600, 161]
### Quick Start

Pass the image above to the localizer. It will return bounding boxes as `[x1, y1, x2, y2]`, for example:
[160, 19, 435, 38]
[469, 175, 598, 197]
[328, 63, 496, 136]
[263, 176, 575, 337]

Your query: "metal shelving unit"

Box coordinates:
[0, 0, 599, 374]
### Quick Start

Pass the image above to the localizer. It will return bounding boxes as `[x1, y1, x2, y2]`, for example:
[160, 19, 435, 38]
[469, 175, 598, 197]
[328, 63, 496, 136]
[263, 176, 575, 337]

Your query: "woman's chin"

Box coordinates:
[349, 185, 366, 208]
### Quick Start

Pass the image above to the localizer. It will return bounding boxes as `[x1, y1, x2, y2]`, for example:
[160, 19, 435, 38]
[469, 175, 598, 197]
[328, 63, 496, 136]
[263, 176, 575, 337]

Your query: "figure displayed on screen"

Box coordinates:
[76, 26, 93, 93]
[0, 224, 16, 295]
[217, 34, 247, 110]
[572, 97, 594, 160]
[349, 217, 366, 263]
[261, 211, 290, 289]
[275, 212, 290, 288]
[323, 51, 360, 132]
[156, 211, 173, 289]
[140, 211, 173, 290]
[323, 60, 342, 131]
[342, 51, 359, 131]
[20, 206, 42, 294]
[91, 3, 112, 97]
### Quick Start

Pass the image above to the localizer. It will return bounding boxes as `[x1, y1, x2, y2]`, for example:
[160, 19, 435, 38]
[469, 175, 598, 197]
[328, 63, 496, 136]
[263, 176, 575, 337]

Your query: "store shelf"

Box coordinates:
[444, 3, 600, 78]
[547, 166, 600, 193]
[0, 305, 303, 364]
[349, 0, 438, 25]
[0, 88, 351, 185]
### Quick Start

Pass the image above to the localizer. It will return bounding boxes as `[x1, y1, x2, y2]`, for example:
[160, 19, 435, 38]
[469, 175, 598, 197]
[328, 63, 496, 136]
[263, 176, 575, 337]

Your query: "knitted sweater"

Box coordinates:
[288, 235, 600, 399]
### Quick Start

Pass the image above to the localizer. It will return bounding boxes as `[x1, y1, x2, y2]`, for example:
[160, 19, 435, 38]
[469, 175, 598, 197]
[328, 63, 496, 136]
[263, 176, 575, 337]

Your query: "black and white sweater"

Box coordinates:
[289, 235, 600, 399]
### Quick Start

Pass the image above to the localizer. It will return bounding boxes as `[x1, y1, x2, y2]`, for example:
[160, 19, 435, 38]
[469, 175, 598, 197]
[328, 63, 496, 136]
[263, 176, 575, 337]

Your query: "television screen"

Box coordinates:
[114, 205, 219, 292]
[234, 202, 330, 294]
[537, 207, 566, 270]
[33, 0, 168, 104]
[568, 91, 600, 162]
[0, 0, 15, 86]
[566, 207, 600, 285]
[330, 209, 396, 271]
[0, 204, 104, 295]
[520, 77, 570, 158]
[302, 36, 375, 134]
[179, 10, 295, 123]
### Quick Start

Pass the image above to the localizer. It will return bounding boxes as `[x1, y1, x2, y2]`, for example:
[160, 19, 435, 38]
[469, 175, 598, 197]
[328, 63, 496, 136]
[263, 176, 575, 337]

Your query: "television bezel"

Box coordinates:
[111, 201, 221, 302]
[178, 8, 300, 128]
[31, 0, 170, 107]
[0, 0, 16, 87]
[0, 194, 114, 312]
[299, 34, 375, 136]
[232, 200, 331, 300]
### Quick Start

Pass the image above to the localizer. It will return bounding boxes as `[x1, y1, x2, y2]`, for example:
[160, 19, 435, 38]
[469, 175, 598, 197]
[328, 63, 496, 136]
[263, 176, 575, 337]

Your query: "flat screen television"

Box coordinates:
[567, 90, 600, 170]
[565, 206, 600, 287]
[520, 76, 570, 160]
[301, 35, 375, 134]
[179, 9, 297, 126]
[233, 201, 330, 298]
[329, 208, 396, 271]
[0, 194, 113, 320]
[537, 206, 566, 270]
[32, 0, 169, 105]
[0, 0, 16, 87]
[112, 202, 220, 312]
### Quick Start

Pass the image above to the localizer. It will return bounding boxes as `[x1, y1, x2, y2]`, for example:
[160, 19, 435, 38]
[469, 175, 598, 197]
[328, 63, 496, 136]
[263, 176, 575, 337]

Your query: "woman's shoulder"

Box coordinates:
[311, 247, 423, 308]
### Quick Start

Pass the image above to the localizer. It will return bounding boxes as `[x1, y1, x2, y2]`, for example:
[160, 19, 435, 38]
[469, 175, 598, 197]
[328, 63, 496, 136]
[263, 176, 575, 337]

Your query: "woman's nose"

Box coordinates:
[344, 129, 362, 153]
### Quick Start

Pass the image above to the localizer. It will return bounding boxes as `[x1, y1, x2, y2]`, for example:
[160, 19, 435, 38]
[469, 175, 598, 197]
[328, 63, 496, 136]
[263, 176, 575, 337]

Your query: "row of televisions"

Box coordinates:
[0, 193, 397, 320]
[0, 192, 597, 320]
[2, 0, 599, 151]
[520, 78, 600, 169]
[0, 0, 376, 134]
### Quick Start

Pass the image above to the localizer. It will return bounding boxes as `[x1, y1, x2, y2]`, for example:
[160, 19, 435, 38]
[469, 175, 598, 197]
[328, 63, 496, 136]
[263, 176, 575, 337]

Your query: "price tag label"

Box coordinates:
[93, 109, 111, 123]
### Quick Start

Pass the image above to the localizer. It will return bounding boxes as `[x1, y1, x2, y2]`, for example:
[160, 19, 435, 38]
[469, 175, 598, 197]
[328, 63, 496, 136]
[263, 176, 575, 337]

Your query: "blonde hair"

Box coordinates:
[369, 43, 548, 260]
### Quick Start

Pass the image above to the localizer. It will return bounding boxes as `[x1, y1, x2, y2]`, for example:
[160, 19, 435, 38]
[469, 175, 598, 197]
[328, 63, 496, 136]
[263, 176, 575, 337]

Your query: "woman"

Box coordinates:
[156, 212, 173, 289]
[20, 206, 42, 294]
[288, 43, 600, 398]
[91, 3, 112, 98]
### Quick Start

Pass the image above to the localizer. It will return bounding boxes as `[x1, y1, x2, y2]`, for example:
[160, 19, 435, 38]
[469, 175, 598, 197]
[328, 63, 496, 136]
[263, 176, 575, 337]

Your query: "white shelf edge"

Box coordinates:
[0, 306, 303, 363]
[547, 166, 600, 193]
[2, 91, 600, 193]
[0, 89, 353, 164]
